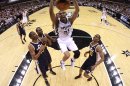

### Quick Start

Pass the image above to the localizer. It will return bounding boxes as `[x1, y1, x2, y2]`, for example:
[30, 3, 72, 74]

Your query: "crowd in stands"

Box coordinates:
[82, 0, 130, 19]
[0, 0, 49, 34]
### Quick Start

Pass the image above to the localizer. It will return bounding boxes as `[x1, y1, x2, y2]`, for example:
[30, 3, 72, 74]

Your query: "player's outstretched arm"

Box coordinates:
[71, 0, 79, 24]
[49, 0, 56, 24]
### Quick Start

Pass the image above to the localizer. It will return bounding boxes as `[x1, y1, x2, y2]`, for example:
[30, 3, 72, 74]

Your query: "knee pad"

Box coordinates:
[73, 50, 80, 59]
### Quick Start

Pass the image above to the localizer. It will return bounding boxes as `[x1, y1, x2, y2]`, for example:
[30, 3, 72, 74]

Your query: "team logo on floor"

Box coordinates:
[122, 50, 130, 57]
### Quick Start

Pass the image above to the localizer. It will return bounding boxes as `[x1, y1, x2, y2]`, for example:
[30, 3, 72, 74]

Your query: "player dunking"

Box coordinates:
[75, 34, 104, 81]
[16, 18, 26, 44]
[36, 27, 56, 75]
[49, 0, 80, 70]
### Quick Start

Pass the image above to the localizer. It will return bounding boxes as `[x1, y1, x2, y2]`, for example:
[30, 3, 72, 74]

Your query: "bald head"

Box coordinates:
[93, 34, 101, 43]
[29, 31, 38, 40]
[36, 27, 43, 36]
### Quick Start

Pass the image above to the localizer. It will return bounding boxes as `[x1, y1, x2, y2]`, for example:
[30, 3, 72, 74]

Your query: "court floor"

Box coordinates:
[0, 6, 130, 86]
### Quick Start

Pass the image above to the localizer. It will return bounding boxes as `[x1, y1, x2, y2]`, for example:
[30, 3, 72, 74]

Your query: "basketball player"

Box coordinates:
[22, 9, 28, 26]
[16, 18, 26, 44]
[28, 31, 49, 79]
[101, 7, 108, 25]
[75, 34, 104, 81]
[36, 27, 56, 75]
[49, 0, 80, 70]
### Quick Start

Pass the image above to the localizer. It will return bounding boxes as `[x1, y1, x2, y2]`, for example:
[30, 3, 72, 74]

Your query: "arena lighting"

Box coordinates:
[20, 70, 26, 76]
[103, 49, 107, 55]
[19, 75, 23, 79]
[118, 83, 123, 86]
[9, 53, 32, 86]
[101, 45, 104, 49]
[114, 76, 121, 84]
[101, 42, 124, 86]
[100, 44, 103, 47]
[16, 78, 22, 84]
[22, 65, 28, 70]
[9, 0, 18, 3]
[109, 66, 116, 71]
[26, 59, 31, 64]
[100, 44, 109, 55]
[15, 83, 20, 86]
[106, 58, 112, 64]
[112, 70, 118, 76]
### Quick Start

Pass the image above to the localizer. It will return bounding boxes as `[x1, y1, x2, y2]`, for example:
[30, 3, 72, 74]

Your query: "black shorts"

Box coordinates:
[38, 54, 50, 76]
[38, 61, 48, 76]
[44, 47, 52, 64]
[81, 58, 96, 72]
[38, 48, 52, 68]
[20, 29, 26, 36]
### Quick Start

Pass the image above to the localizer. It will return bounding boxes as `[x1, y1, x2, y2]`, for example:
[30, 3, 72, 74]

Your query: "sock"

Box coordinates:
[71, 58, 75, 62]
[61, 60, 65, 64]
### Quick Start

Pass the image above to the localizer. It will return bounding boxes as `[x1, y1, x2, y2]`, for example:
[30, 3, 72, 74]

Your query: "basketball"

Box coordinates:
[56, 0, 70, 11]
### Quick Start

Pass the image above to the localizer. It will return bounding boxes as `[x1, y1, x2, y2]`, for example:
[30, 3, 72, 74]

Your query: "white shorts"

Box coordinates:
[57, 37, 78, 53]
[22, 17, 28, 23]
[101, 15, 106, 20]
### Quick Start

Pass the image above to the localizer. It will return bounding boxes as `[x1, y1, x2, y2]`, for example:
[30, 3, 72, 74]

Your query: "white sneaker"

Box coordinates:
[71, 58, 75, 67]
[60, 61, 66, 70]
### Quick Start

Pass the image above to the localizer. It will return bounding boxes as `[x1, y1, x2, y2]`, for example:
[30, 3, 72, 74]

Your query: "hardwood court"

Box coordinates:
[0, 6, 130, 86]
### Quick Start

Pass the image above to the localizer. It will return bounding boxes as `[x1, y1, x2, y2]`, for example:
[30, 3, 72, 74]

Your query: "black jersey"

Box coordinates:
[81, 43, 99, 71]
[30, 41, 42, 54]
[30, 41, 46, 63]
[17, 22, 26, 35]
[30, 41, 49, 75]
[88, 43, 99, 63]
[39, 34, 52, 63]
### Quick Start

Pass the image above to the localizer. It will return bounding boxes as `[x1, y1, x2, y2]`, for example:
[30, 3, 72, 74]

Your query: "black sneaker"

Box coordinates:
[87, 77, 92, 81]
[23, 38, 26, 42]
[45, 79, 50, 86]
[50, 70, 56, 75]
[22, 41, 24, 44]
[75, 75, 81, 79]
[45, 74, 48, 78]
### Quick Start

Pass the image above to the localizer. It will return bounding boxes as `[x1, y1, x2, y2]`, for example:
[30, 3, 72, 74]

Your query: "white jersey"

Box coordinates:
[22, 11, 28, 23]
[101, 10, 107, 20]
[22, 11, 27, 17]
[102, 10, 106, 17]
[57, 18, 73, 40]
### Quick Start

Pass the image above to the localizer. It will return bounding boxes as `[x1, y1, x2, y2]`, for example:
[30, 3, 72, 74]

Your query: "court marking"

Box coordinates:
[8, 53, 31, 86]
[0, 5, 129, 85]
[8, 54, 26, 86]
[122, 50, 130, 57]
[74, 24, 130, 39]
[101, 42, 124, 86]
[33, 65, 99, 86]
[7, 24, 125, 86]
